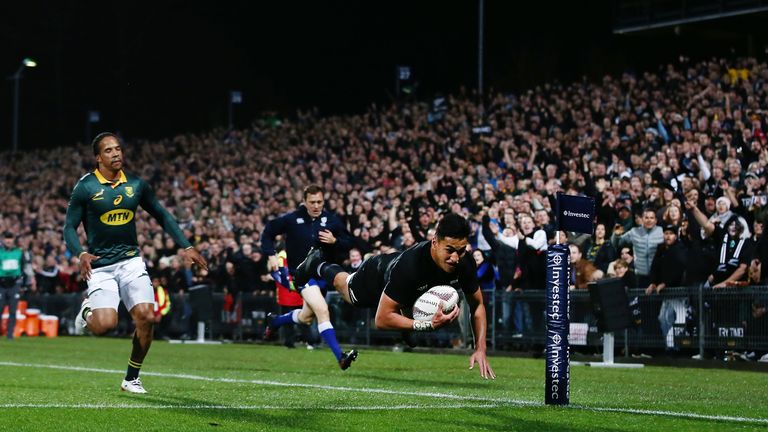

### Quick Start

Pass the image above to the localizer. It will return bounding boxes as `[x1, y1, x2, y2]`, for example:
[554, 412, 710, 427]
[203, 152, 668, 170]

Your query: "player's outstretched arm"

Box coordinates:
[467, 287, 496, 380]
[138, 181, 192, 244]
[374, 294, 416, 330]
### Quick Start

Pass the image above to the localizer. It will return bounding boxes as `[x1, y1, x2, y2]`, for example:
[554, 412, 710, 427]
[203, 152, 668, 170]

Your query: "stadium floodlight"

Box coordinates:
[10, 57, 38, 153]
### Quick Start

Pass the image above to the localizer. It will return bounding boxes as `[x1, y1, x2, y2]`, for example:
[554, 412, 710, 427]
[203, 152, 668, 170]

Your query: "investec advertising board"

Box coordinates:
[545, 243, 570, 405]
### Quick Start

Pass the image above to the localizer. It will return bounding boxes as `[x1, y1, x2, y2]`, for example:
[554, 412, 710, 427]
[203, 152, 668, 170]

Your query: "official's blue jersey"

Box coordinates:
[261, 206, 351, 272]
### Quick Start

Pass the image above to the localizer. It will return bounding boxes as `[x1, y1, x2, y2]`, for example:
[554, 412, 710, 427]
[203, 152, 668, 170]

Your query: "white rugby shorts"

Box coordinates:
[86, 257, 154, 312]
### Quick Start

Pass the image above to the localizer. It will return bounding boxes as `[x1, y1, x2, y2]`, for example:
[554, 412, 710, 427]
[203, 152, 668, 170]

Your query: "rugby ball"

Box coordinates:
[412, 285, 459, 321]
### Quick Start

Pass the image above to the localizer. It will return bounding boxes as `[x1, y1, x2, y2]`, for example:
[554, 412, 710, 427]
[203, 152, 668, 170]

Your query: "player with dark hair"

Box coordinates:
[64, 132, 208, 393]
[261, 184, 358, 370]
[296, 213, 495, 379]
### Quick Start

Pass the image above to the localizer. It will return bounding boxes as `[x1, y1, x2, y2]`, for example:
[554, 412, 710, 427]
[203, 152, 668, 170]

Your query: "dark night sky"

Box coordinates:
[0, 1, 765, 149]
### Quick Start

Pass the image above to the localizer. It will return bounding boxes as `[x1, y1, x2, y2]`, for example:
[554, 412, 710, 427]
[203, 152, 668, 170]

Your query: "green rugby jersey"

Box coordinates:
[64, 169, 191, 269]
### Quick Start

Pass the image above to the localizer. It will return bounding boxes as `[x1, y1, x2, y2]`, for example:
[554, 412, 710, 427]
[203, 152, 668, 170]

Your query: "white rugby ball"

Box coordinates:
[412, 285, 459, 321]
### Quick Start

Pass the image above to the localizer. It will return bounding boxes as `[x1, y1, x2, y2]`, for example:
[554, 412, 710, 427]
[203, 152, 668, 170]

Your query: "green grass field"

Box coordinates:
[0, 337, 766, 431]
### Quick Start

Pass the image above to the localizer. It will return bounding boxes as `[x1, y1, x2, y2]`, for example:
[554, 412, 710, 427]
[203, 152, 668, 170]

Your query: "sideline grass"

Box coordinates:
[0, 337, 765, 431]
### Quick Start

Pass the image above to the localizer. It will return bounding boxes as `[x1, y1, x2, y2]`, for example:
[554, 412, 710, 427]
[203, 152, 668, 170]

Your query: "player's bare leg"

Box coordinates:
[121, 303, 154, 394]
[301, 283, 357, 369]
[129, 303, 155, 365]
[331, 272, 353, 304]
[85, 308, 118, 335]
[299, 285, 326, 323]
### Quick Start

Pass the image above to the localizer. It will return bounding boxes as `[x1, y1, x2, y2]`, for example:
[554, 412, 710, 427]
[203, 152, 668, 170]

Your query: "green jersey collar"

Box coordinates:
[93, 169, 127, 188]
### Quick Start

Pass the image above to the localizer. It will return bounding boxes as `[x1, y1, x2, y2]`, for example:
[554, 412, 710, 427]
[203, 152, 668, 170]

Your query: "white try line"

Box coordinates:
[570, 405, 768, 425]
[1, 361, 766, 425]
[0, 361, 528, 405]
[0, 403, 503, 410]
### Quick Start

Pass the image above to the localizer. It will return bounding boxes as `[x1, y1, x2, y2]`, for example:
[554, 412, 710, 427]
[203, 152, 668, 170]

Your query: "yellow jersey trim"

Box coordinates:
[93, 169, 127, 188]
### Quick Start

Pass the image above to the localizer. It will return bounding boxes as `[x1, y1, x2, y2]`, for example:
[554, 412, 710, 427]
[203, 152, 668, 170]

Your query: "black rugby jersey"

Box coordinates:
[383, 241, 479, 307]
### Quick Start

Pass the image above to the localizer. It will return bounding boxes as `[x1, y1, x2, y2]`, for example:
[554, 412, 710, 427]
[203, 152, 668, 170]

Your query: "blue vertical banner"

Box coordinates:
[545, 243, 570, 405]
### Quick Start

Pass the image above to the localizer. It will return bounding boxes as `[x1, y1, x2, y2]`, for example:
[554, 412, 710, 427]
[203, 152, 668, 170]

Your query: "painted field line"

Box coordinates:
[0, 403, 502, 410]
[571, 405, 768, 425]
[2, 361, 766, 425]
[0, 361, 532, 406]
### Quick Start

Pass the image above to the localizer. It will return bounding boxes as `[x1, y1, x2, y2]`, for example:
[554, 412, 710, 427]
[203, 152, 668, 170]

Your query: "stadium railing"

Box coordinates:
[19, 286, 768, 357]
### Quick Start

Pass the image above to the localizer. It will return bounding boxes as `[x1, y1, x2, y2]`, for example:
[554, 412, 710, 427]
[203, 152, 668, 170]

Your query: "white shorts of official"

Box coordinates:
[86, 257, 155, 312]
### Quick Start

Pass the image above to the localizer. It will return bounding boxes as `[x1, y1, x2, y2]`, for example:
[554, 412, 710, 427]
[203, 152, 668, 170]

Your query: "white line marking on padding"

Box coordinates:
[1, 361, 766, 424]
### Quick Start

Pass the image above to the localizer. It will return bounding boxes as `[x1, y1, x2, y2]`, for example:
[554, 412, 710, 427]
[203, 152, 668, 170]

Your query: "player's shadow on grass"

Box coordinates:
[127, 394, 638, 432]
[125, 393, 351, 429]
[408, 407, 632, 432]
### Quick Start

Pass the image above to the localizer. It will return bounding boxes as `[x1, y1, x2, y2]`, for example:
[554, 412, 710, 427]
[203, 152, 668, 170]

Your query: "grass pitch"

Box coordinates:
[0, 337, 765, 431]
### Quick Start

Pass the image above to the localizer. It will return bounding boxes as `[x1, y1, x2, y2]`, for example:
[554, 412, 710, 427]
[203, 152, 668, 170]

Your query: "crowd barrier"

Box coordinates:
[15, 285, 768, 356]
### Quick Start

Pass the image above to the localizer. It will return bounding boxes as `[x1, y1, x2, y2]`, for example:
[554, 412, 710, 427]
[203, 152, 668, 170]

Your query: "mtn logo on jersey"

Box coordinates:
[100, 209, 135, 225]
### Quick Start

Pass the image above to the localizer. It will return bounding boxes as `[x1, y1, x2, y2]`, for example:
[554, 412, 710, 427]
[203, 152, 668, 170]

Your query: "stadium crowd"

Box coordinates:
[1, 56, 767, 348]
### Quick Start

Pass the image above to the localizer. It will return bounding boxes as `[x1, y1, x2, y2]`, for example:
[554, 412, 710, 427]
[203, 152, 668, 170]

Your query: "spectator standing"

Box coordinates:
[707, 215, 754, 288]
[481, 216, 519, 332]
[612, 208, 664, 287]
[647, 225, 688, 351]
[583, 223, 617, 273]
[0, 231, 27, 340]
[496, 214, 546, 337]
[473, 249, 497, 291]
[569, 244, 604, 290]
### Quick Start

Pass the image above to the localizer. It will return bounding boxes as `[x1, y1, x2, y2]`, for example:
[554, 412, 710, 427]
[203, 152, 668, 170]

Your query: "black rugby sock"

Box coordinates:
[320, 263, 344, 286]
[126, 359, 142, 381]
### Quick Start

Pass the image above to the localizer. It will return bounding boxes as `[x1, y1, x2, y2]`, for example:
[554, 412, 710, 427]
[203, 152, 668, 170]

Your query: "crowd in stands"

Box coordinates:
[1, 55, 767, 344]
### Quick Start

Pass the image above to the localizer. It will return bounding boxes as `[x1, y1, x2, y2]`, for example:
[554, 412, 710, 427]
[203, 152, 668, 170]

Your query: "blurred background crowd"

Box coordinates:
[1, 56, 768, 344]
